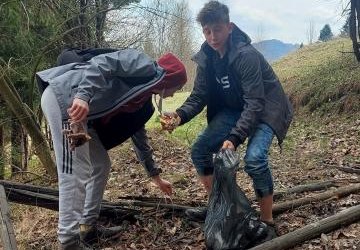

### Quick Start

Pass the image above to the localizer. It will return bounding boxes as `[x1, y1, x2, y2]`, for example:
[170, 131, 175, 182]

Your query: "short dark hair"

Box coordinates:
[196, 1, 230, 26]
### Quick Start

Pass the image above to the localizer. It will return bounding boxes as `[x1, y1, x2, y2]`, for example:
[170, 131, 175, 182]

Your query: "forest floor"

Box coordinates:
[9, 114, 360, 250]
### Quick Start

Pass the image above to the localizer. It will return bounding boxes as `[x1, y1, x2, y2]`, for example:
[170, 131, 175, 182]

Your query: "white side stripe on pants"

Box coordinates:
[62, 122, 73, 174]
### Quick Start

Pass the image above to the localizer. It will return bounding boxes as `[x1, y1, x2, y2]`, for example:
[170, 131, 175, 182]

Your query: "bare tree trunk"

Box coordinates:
[357, 0, 360, 41]
[350, 0, 360, 61]
[79, 0, 92, 47]
[10, 120, 22, 176]
[0, 67, 56, 178]
[306, 20, 315, 44]
[44, 121, 53, 150]
[0, 125, 4, 180]
[22, 133, 28, 171]
[95, 0, 109, 47]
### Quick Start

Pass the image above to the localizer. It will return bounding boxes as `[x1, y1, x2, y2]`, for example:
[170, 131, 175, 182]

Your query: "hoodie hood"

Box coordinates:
[156, 52, 187, 90]
[192, 23, 252, 67]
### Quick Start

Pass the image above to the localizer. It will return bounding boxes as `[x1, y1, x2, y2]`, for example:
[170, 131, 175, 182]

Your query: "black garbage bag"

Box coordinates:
[204, 149, 269, 250]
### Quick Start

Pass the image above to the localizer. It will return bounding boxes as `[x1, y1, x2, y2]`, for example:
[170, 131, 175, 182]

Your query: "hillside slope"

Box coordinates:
[273, 38, 360, 115]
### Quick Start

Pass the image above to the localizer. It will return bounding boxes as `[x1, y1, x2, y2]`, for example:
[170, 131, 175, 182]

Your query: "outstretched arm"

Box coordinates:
[131, 126, 173, 196]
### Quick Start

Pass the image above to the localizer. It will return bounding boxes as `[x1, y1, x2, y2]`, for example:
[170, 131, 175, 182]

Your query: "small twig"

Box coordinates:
[11, 165, 53, 182]
[19, 0, 30, 31]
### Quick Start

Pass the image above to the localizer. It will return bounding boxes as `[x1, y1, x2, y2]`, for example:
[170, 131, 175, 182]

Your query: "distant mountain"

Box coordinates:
[252, 39, 299, 62]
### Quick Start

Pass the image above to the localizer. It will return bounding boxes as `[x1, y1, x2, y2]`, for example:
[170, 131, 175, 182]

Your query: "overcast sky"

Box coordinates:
[187, 0, 347, 45]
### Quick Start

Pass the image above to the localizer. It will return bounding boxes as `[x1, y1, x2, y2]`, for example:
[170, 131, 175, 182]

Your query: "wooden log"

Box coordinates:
[0, 181, 201, 212]
[272, 180, 336, 200]
[0, 185, 18, 250]
[2, 187, 139, 220]
[273, 183, 360, 215]
[250, 204, 360, 250]
[0, 180, 58, 196]
[336, 166, 360, 175]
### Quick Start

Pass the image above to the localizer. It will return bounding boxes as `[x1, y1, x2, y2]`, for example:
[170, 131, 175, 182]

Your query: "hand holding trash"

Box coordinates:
[160, 112, 181, 133]
[63, 120, 91, 151]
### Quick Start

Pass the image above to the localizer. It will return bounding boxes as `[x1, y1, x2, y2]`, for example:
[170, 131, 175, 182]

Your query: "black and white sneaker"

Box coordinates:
[58, 237, 94, 250]
[79, 224, 123, 245]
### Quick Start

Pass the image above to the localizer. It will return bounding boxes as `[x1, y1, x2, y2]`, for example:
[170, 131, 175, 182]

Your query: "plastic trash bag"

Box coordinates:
[204, 149, 270, 250]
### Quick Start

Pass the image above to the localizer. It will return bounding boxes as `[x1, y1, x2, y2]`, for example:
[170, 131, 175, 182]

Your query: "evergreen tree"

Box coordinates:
[319, 24, 334, 42]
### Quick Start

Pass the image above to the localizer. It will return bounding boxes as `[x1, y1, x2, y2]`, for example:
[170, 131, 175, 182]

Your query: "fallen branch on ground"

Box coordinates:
[117, 195, 206, 207]
[323, 163, 360, 175]
[0, 181, 139, 220]
[118, 180, 337, 207]
[110, 199, 194, 211]
[2, 180, 360, 219]
[250, 204, 360, 250]
[0, 180, 58, 196]
[336, 166, 360, 175]
[273, 183, 360, 214]
[272, 180, 337, 201]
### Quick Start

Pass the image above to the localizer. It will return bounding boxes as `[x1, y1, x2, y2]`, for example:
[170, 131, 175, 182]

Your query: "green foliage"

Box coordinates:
[319, 24, 334, 42]
[0, 1, 58, 106]
[273, 38, 360, 115]
[0, 2, 57, 62]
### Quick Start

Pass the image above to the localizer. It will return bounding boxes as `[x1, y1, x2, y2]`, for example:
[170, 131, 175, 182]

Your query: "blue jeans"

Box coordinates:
[191, 109, 274, 198]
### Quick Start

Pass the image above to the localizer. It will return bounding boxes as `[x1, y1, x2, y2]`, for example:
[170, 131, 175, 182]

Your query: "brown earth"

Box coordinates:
[10, 116, 360, 249]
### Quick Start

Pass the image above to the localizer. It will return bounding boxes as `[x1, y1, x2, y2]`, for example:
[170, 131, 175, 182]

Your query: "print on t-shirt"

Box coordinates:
[216, 75, 230, 89]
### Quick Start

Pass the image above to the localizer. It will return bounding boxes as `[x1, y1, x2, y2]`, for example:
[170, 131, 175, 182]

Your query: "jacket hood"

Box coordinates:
[230, 24, 252, 48]
[155, 52, 187, 90]
[192, 23, 252, 67]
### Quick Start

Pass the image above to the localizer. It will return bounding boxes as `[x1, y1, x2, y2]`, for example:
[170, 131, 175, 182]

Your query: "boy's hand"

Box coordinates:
[152, 176, 173, 196]
[160, 112, 181, 133]
[222, 140, 235, 150]
[68, 98, 89, 122]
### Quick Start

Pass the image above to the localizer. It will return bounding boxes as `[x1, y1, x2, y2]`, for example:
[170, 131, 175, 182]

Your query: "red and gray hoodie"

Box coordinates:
[36, 49, 187, 121]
